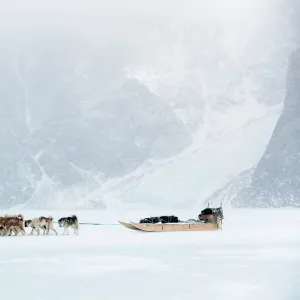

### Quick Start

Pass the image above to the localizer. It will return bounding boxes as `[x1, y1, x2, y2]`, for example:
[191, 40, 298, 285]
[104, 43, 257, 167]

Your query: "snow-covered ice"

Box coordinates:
[0, 208, 299, 300]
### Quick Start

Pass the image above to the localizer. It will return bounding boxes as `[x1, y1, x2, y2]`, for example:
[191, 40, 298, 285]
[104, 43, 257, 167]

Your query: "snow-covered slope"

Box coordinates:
[205, 168, 254, 208]
[12, 100, 279, 210]
[108, 102, 281, 209]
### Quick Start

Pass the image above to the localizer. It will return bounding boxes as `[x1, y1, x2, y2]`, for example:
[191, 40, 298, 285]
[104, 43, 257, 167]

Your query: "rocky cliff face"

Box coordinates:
[0, 36, 192, 208]
[233, 50, 300, 207]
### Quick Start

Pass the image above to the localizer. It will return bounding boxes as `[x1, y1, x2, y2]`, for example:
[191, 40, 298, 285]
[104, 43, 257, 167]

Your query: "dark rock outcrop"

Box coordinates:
[233, 50, 300, 207]
[205, 168, 254, 207]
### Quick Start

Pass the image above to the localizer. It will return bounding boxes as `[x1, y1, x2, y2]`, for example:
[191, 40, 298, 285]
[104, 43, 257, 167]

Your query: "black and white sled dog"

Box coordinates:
[58, 215, 79, 235]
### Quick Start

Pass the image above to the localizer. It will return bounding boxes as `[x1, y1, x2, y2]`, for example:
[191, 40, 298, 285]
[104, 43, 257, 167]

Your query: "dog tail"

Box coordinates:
[71, 215, 79, 228]
[17, 214, 24, 221]
[71, 215, 78, 221]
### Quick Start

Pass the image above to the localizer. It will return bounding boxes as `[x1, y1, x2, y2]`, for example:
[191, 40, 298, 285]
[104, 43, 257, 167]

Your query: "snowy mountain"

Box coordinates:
[231, 50, 300, 207]
[0, 0, 298, 209]
[205, 168, 254, 208]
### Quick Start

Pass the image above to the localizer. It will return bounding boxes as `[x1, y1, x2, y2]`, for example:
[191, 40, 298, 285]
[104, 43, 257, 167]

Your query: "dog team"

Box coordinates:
[0, 214, 79, 236]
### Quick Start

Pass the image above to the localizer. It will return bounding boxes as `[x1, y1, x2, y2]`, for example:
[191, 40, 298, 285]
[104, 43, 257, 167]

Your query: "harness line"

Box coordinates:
[53, 221, 120, 226]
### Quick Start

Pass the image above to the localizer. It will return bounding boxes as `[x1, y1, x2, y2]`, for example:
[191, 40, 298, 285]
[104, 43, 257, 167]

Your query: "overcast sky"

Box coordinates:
[0, 0, 287, 30]
[0, 0, 297, 107]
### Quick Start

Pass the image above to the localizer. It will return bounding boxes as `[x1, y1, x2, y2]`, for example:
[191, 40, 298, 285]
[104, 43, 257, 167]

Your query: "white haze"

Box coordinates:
[0, 0, 297, 209]
[1, 0, 294, 75]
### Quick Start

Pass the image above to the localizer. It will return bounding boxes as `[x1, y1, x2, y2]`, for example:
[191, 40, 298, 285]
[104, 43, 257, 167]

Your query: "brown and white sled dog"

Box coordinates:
[0, 214, 26, 236]
[25, 217, 57, 235]
[58, 215, 79, 235]
[0, 216, 7, 235]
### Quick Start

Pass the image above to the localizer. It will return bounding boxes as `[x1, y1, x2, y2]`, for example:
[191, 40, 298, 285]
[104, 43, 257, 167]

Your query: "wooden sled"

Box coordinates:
[119, 204, 223, 232]
[120, 221, 220, 232]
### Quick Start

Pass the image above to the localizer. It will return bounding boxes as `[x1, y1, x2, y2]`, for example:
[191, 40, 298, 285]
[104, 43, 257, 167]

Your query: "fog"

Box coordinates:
[1, 0, 295, 89]
[0, 0, 298, 208]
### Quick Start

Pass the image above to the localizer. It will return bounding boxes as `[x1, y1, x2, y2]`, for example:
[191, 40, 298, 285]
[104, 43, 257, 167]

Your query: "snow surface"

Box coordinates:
[1, 208, 299, 300]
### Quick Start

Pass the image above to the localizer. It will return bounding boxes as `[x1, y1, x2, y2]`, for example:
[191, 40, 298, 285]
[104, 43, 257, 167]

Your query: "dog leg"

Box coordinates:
[51, 227, 58, 235]
[21, 227, 26, 235]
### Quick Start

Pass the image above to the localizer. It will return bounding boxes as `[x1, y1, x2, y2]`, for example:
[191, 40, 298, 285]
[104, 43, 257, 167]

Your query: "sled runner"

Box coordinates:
[118, 221, 142, 230]
[128, 221, 220, 232]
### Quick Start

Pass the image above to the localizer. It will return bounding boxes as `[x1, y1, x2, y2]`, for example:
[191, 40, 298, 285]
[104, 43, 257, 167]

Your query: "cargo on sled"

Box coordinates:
[119, 205, 224, 232]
